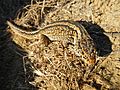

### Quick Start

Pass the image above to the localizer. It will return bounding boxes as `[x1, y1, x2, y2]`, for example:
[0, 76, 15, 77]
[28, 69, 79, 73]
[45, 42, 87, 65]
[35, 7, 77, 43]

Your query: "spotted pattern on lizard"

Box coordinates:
[7, 20, 96, 64]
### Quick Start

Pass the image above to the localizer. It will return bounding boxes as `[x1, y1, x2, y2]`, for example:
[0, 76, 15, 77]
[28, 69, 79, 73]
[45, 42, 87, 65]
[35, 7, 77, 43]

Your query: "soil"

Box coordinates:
[0, 0, 120, 90]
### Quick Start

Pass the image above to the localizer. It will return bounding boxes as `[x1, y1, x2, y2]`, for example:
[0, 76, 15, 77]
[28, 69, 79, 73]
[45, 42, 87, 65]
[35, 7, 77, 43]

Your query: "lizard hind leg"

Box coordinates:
[38, 34, 52, 47]
[29, 34, 52, 48]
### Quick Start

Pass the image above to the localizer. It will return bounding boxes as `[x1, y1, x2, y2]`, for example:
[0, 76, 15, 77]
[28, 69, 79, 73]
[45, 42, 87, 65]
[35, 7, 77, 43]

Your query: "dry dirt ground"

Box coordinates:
[0, 0, 120, 90]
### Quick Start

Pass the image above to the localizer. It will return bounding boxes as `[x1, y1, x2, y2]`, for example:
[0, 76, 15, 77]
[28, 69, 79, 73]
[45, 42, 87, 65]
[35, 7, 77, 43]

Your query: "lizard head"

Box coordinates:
[80, 38, 97, 65]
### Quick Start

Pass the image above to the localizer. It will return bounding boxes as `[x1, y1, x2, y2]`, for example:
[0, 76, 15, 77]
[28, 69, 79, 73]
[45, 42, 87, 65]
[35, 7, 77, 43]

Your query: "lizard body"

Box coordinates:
[7, 20, 97, 64]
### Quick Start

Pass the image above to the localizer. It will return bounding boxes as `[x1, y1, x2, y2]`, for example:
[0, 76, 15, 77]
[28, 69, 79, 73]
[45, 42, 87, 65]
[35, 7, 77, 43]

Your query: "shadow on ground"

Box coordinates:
[78, 21, 112, 56]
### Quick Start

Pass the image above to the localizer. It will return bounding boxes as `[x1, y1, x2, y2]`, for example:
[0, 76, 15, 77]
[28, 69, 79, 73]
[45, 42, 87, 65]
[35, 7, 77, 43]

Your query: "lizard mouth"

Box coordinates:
[88, 55, 96, 64]
[83, 50, 96, 65]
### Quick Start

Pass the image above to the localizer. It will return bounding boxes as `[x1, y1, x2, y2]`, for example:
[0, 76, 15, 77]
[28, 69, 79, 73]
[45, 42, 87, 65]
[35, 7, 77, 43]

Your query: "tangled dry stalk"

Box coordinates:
[5, 0, 120, 90]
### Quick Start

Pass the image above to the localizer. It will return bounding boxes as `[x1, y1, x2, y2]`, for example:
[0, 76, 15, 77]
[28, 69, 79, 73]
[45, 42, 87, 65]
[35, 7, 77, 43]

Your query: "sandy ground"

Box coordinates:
[0, 0, 120, 90]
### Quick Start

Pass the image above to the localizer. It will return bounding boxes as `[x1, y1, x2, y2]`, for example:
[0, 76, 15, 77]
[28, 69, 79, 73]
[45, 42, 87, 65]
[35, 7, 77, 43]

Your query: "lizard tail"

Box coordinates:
[7, 20, 39, 39]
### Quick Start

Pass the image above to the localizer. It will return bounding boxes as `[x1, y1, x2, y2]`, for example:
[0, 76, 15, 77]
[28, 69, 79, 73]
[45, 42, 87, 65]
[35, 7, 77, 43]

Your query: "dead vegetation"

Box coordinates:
[0, 0, 120, 90]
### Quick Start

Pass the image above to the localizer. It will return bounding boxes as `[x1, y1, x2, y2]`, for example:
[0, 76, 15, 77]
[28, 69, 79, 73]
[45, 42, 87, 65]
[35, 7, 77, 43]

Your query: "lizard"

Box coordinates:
[7, 20, 97, 65]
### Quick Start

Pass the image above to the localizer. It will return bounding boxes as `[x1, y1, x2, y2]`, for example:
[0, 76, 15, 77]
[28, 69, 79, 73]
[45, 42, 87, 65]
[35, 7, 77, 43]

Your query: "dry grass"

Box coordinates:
[28, 41, 87, 89]
[5, 0, 120, 90]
